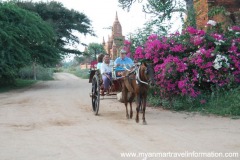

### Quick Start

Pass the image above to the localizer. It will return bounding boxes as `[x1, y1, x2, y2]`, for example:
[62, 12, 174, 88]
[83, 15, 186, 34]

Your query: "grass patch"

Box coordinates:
[68, 67, 89, 79]
[74, 69, 89, 79]
[0, 79, 37, 93]
[148, 86, 240, 117]
[204, 87, 240, 117]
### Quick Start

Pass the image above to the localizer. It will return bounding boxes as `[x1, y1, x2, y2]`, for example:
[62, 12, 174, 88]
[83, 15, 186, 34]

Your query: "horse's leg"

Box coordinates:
[123, 87, 129, 119]
[135, 94, 141, 123]
[129, 92, 135, 119]
[142, 96, 147, 125]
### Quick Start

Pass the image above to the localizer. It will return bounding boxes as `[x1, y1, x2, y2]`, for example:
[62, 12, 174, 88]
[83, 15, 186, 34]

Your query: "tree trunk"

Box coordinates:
[33, 59, 37, 80]
[185, 0, 196, 28]
[185, 0, 193, 13]
[94, 49, 97, 61]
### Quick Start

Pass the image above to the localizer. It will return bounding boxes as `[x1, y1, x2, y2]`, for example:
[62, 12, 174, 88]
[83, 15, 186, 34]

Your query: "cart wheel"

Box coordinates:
[91, 75, 100, 115]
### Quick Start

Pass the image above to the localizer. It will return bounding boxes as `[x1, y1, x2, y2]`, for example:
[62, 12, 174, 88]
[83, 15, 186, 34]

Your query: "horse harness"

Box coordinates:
[123, 65, 149, 86]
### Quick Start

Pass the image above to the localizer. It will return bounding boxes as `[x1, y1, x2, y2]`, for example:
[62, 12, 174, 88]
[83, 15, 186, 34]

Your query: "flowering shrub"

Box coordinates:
[213, 54, 229, 70]
[134, 24, 240, 97]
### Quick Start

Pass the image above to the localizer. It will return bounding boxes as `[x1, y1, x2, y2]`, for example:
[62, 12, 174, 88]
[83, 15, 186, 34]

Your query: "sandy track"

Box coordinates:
[0, 72, 239, 160]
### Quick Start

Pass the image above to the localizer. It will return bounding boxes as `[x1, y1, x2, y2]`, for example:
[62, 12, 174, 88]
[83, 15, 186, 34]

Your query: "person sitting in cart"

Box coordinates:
[100, 54, 112, 95]
[114, 49, 134, 69]
[97, 53, 105, 70]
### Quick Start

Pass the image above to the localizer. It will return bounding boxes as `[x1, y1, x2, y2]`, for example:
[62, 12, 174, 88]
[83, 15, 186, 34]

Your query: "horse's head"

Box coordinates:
[141, 62, 155, 86]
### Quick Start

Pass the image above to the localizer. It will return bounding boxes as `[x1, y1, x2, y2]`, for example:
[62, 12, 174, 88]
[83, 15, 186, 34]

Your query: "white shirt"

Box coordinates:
[100, 62, 112, 74]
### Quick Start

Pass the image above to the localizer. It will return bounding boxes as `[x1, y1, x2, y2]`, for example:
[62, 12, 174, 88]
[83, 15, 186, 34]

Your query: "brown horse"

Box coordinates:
[122, 62, 155, 124]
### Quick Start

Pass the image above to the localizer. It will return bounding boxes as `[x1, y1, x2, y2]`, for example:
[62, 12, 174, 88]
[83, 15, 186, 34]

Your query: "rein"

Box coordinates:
[136, 66, 149, 85]
[121, 65, 149, 85]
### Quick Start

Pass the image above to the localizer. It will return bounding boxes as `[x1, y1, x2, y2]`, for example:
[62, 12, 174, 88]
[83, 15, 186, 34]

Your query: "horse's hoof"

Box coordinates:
[130, 113, 133, 119]
[135, 118, 139, 123]
[142, 121, 147, 125]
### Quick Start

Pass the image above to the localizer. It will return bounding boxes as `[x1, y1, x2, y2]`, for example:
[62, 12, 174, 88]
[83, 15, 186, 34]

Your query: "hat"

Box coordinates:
[120, 49, 127, 54]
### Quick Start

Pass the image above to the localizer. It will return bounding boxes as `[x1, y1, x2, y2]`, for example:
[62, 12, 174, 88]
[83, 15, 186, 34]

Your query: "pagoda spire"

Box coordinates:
[102, 37, 105, 45]
[115, 11, 118, 21]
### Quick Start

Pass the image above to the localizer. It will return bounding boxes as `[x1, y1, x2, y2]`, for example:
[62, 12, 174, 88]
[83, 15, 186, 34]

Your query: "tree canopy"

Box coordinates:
[118, 0, 192, 14]
[0, 2, 59, 84]
[118, 0, 194, 26]
[15, 0, 95, 55]
[86, 43, 106, 60]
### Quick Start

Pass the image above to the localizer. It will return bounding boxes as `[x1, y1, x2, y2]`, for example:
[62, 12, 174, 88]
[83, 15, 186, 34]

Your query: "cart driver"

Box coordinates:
[114, 49, 134, 70]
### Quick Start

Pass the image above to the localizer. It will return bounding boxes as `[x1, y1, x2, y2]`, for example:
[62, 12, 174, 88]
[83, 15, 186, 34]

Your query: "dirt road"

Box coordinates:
[0, 73, 239, 160]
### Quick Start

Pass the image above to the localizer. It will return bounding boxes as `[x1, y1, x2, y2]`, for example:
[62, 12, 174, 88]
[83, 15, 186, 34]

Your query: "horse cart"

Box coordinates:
[89, 62, 125, 115]
[88, 59, 155, 126]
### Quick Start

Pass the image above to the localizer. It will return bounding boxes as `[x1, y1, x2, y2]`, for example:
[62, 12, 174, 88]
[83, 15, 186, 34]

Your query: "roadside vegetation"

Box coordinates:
[0, 79, 37, 93]
[61, 60, 90, 79]
[0, 0, 94, 89]
[72, 68, 89, 79]
[120, 0, 240, 117]
[132, 25, 240, 117]
[131, 24, 240, 117]
[148, 86, 240, 117]
[18, 65, 55, 81]
[1, 0, 239, 117]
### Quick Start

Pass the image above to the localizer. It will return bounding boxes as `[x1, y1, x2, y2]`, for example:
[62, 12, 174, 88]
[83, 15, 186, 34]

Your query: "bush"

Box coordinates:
[148, 86, 240, 116]
[73, 67, 89, 79]
[134, 24, 240, 98]
[53, 67, 63, 73]
[0, 79, 37, 93]
[18, 65, 54, 80]
[133, 23, 240, 116]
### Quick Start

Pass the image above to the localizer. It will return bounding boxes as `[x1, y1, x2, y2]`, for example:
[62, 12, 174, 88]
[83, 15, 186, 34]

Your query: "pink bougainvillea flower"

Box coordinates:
[200, 99, 206, 104]
[231, 26, 240, 31]
[132, 25, 240, 98]
[187, 26, 198, 35]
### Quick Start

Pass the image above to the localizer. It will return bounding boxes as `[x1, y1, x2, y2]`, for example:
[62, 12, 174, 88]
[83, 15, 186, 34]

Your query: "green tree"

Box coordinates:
[74, 56, 86, 64]
[0, 2, 59, 85]
[86, 43, 106, 60]
[118, 0, 195, 27]
[120, 0, 196, 54]
[118, 0, 192, 15]
[14, 0, 95, 55]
